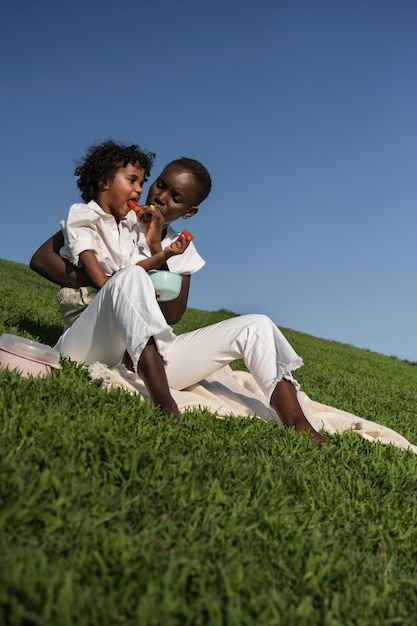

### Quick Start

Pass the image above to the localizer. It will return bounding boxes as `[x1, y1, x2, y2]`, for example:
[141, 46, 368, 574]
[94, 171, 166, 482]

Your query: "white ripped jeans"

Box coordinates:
[55, 265, 303, 404]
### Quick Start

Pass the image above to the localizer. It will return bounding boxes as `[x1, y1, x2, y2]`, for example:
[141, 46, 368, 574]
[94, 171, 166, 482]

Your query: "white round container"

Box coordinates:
[0, 334, 61, 378]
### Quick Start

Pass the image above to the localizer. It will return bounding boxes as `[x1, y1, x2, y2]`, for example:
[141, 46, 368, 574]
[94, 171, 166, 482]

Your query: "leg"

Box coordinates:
[121, 350, 134, 371]
[55, 266, 179, 419]
[164, 314, 322, 440]
[164, 314, 302, 393]
[271, 380, 325, 444]
[138, 338, 180, 421]
[55, 265, 175, 368]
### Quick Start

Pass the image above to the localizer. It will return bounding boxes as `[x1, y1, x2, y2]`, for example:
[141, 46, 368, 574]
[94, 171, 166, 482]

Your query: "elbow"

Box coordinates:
[161, 309, 181, 325]
[160, 303, 185, 325]
[165, 314, 182, 325]
[29, 253, 41, 274]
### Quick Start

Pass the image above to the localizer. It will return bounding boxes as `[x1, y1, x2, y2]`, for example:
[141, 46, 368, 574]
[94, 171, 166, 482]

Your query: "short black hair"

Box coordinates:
[168, 157, 212, 204]
[75, 139, 156, 202]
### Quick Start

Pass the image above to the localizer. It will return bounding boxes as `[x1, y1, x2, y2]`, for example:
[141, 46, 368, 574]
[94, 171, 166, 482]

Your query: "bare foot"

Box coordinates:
[138, 339, 181, 423]
[271, 379, 326, 444]
[297, 424, 326, 445]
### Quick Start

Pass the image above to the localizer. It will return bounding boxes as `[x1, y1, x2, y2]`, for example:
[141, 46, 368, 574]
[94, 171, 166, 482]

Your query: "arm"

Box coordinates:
[134, 210, 192, 324]
[30, 231, 92, 288]
[134, 234, 191, 272]
[79, 250, 110, 288]
[145, 236, 191, 324]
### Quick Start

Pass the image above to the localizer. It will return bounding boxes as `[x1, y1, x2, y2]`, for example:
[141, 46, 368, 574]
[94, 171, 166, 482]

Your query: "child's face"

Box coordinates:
[99, 164, 145, 222]
[146, 164, 200, 226]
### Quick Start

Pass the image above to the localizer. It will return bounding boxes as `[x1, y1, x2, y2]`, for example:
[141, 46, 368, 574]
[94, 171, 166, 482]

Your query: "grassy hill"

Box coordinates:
[1, 257, 417, 625]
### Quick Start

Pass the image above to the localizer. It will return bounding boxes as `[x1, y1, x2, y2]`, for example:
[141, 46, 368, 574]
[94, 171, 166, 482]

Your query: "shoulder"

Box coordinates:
[66, 200, 102, 220]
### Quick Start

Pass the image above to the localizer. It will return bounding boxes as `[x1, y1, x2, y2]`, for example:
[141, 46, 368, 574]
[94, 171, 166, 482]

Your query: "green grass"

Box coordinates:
[2, 257, 417, 625]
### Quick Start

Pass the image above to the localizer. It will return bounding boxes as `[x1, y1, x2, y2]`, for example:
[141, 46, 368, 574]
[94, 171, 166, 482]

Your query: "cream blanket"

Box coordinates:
[87, 362, 417, 455]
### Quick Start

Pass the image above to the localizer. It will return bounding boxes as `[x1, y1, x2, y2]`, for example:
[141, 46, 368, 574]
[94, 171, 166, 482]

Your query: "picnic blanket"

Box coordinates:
[87, 362, 417, 454]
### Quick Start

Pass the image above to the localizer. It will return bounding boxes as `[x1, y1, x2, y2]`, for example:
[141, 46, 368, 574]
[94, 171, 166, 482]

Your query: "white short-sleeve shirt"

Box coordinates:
[60, 200, 141, 275]
[60, 201, 205, 276]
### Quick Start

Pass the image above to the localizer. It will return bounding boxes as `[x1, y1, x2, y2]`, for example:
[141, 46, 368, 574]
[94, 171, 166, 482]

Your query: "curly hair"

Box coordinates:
[75, 140, 156, 202]
[168, 157, 212, 204]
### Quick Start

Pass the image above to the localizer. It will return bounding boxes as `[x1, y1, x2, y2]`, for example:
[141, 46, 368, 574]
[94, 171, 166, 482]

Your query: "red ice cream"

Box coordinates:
[179, 229, 194, 242]
[127, 199, 140, 213]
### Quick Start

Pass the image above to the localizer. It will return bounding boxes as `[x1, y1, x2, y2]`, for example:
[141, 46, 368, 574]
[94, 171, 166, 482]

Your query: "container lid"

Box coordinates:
[0, 334, 61, 368]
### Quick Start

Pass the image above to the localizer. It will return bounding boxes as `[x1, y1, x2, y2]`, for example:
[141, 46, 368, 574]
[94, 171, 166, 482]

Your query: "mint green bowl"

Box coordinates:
[148, 270, 182, 301]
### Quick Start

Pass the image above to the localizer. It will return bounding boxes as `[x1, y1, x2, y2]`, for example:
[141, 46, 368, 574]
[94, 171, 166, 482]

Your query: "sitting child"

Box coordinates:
[57, 139, 193, 326]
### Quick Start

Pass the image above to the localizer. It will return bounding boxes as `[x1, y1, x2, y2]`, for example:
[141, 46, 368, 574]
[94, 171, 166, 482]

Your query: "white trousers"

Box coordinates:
[55, 266, 303, 404]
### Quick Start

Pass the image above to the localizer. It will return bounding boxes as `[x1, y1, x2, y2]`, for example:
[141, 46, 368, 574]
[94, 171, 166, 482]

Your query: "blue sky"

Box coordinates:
[1, 0, 416, 361]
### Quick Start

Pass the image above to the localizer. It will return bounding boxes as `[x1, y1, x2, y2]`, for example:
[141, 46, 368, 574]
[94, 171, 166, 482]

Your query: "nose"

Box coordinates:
[153, 189, 168, 206]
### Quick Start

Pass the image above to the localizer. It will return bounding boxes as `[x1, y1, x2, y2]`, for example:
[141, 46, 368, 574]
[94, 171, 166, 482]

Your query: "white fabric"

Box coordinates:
[57, 208, 205, 328]
[59, 203, 205, 276]
[59, 201, 141, 274]
[55, 266, 176, 368]
[56, 285, 99, 328]
[162, 313, 302, 404]
[87, 362, 417, 455]
[55, 266, 303, 403]
[136, 224, 205, 274]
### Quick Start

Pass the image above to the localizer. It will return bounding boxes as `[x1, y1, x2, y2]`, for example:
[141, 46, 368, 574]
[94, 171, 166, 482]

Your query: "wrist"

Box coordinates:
[149, 245, 163, 256]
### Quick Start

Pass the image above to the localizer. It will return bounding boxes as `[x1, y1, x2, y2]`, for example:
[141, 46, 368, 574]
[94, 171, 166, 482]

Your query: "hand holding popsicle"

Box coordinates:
[127, 200, 194, 244]
[127, 199, 153, 222]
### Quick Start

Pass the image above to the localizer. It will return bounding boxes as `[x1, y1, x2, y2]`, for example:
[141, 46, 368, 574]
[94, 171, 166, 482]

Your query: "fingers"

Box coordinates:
[169, 239, 190, 255]
[137, 204, 163, 226]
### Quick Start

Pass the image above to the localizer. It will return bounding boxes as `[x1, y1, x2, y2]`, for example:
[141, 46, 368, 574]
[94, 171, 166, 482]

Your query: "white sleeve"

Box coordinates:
[166, 241, 205, 274]
[59, 204, 98, 267]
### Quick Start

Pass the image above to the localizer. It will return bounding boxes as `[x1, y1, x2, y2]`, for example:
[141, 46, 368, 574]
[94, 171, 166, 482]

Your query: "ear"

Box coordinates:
[182, 206, 199, 219]
[98, 180, 109, 191]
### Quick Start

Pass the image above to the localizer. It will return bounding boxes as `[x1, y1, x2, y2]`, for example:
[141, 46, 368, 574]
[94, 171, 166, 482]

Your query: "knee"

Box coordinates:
[240, 314, 280, 343]
[120, 265, 147, 278]
[111, 265, 147, 285]
[242, 313, 275, 330]
[106, 265, 153, 296]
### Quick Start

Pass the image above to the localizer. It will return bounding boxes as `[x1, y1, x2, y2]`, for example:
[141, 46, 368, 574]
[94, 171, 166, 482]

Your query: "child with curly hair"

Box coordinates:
[31, 147, 324, 442]
[57, 140, 193, 326]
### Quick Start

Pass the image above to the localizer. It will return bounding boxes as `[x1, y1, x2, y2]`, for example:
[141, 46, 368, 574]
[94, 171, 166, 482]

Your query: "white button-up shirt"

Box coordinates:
[59, 200, 142, 276]
[59, 200, 205, 276]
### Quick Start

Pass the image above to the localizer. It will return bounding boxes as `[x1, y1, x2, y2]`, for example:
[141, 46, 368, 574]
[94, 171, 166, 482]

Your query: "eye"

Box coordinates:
[172, 194, 182, 203]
